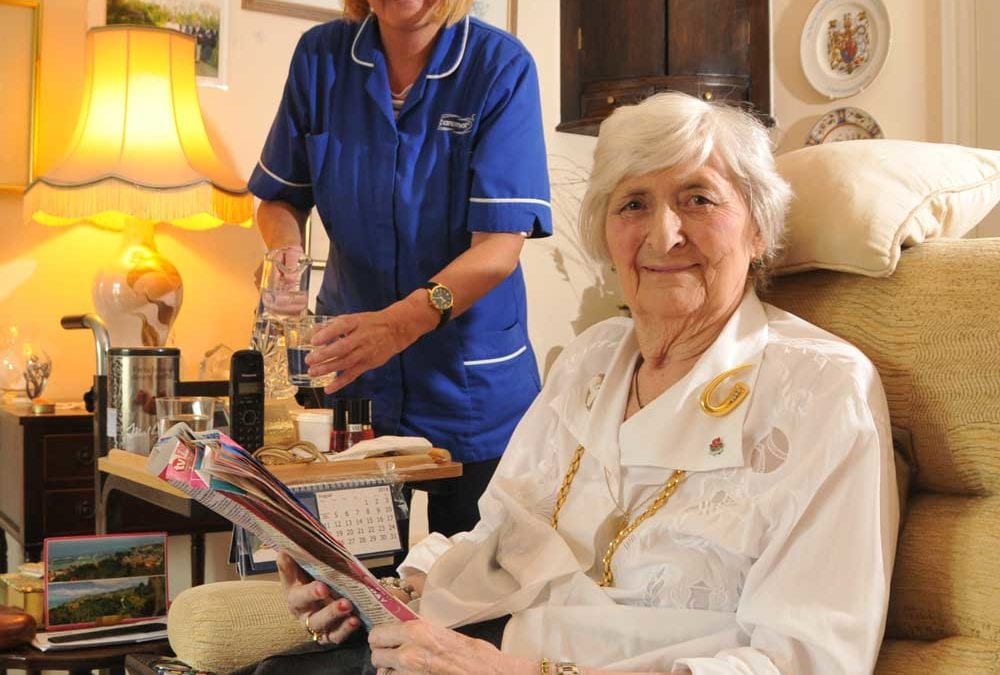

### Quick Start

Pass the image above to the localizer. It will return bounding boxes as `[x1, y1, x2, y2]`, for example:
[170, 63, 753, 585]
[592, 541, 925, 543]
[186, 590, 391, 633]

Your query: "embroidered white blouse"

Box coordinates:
[401, 292, 899, 675]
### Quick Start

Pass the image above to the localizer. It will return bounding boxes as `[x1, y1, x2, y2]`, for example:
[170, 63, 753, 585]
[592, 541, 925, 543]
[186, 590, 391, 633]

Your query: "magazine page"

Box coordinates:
[146, 424, 417, 628]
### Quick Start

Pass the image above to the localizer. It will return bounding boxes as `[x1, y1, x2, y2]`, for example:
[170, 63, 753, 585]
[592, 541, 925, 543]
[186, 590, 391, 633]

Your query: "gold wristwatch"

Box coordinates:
[422, 281, 454, 329]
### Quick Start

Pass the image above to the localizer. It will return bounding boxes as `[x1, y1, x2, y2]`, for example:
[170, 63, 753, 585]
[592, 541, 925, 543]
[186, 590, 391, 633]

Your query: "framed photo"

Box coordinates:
[106, 0, 229, 88]
[44, 533, 169, 631]
[241, 0, 342, 22]
[471, 0, 517, 34]
[0, 0, 40, 192]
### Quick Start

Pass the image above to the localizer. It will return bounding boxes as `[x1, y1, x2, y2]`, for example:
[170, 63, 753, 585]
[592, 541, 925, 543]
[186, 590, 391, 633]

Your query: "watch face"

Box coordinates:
[429, 285, 453, 310]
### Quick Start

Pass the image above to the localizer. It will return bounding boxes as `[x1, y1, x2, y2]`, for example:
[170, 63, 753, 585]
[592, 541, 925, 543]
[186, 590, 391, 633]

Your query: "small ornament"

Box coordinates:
[709, 437, 725, 455]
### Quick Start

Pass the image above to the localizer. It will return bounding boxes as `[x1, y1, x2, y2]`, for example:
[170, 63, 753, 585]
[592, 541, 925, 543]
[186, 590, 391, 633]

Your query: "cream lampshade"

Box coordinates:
[27, 25, 252, 347]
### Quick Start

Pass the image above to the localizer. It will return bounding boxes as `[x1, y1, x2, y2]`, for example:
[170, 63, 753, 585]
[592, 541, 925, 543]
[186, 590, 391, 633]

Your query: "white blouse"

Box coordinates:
[401, 292, 899, 675]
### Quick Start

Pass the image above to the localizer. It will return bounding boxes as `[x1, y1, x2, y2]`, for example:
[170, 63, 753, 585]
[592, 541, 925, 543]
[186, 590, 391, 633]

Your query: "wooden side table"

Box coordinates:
[0, 638, 172, 675]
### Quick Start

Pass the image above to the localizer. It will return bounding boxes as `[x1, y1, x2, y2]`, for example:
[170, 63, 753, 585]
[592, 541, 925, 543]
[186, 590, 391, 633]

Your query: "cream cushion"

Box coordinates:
[168, 580, 306, 674]
[774, 140, 1000, 277]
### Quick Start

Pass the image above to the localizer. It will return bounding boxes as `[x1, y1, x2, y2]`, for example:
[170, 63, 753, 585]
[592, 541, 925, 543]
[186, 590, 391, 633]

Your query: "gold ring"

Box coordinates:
[304, 613, 323, 642]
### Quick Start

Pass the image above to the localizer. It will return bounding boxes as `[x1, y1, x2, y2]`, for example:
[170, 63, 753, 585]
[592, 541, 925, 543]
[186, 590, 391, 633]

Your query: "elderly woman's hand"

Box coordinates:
[277, 551, 362, 645]
[369, 620, 517, 675]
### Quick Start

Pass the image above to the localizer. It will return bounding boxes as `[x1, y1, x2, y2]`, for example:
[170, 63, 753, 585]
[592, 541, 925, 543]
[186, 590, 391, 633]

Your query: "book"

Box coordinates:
[145, 424, 417, 628]
[31, 619, 167, 651]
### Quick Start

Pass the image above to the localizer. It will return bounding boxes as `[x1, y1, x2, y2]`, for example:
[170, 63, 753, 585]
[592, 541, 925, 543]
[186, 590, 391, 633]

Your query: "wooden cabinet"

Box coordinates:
[559, 0, 771, 135]
[0, 406, 95, 565]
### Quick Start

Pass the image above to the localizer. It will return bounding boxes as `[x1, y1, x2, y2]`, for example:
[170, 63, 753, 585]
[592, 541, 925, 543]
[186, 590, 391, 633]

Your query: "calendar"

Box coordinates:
[314, 485, 401, 557]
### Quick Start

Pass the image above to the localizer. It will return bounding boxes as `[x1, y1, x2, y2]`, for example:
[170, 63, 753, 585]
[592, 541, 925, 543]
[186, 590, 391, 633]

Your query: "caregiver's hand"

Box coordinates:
[305, 293, 438, 394]
[277, 551, 361, 645]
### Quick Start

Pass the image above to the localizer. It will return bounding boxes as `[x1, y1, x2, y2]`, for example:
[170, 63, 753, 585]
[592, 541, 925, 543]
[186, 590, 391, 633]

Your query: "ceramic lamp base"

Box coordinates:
[93, 219, 182, 347]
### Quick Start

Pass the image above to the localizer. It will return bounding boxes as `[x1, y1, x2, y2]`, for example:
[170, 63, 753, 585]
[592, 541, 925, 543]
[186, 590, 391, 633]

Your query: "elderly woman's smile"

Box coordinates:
[605, 159, 762, 324]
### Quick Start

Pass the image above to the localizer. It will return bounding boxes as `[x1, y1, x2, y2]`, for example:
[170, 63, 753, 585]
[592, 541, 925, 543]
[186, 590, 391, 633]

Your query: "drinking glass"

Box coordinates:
[155, 396, 216, 437]
[284, 315, 338, 388]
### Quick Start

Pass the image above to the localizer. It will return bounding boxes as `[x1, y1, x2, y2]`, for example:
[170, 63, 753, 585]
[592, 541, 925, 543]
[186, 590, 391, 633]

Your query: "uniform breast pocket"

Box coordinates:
[462, 321, 540, 429]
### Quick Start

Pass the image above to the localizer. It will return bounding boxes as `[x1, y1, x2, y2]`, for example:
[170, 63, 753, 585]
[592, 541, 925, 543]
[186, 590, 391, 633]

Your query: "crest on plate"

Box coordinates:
[826, 10, 870, 75]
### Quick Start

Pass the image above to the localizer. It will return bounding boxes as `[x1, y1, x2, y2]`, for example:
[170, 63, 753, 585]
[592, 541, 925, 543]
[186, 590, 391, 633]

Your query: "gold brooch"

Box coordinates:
[699, 365, 753, 417]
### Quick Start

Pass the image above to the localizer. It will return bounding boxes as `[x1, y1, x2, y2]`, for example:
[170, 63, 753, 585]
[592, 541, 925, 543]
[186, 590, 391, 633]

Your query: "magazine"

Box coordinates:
[145, 424, 418, 628]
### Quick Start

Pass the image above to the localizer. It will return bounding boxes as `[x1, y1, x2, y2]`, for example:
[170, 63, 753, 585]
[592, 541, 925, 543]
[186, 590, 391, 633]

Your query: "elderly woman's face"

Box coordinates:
[605, 156, 763, 322]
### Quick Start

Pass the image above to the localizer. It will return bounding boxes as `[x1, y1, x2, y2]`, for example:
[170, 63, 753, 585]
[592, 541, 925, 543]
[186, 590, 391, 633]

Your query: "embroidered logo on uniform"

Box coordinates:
[437, 113, 475, 135]
[709, 437, 725, 455]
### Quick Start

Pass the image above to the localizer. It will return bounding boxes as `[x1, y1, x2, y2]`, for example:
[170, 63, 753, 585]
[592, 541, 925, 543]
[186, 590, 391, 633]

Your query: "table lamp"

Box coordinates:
[26, 25, 253, 347]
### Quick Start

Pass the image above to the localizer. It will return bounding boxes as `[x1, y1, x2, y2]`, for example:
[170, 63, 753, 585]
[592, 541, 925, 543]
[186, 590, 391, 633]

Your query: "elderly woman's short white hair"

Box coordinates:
[579, 92, 792, 270]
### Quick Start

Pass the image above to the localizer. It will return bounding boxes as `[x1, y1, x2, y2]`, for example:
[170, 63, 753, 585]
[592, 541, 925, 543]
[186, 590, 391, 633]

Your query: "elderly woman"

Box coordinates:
[279, 92, 899, 675]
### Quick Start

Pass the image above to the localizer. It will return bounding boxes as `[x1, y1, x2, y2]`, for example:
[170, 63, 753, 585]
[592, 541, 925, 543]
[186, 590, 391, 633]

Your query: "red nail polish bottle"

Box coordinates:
[330, 399, 348, 452]
[359, 398, 375, 440]
[346, 399, 364, 447]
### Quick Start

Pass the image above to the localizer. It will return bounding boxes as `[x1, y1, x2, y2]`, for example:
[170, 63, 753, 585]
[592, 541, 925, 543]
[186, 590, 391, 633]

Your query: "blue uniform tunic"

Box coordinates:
[249, 15, 552, 464]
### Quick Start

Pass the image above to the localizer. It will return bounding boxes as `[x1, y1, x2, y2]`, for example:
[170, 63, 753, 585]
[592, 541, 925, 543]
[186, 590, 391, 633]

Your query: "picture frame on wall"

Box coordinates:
[105, 0, 230, 88]
[0, 0, 40, 192]
[471, 0, 517, 34]
[241, 0, 343, 23]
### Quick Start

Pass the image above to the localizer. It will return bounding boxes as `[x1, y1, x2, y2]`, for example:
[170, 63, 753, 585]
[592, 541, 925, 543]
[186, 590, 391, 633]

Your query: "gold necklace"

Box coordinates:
[550, 444, 686, 587]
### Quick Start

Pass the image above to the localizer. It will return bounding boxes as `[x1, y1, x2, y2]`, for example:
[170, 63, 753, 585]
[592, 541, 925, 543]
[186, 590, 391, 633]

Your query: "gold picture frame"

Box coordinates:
[241, 0, 342, 23]
[0, 0, 40, 193]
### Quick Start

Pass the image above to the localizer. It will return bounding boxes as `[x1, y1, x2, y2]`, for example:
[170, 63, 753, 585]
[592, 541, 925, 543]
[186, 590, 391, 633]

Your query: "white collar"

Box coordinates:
[550, 292, 769, 476]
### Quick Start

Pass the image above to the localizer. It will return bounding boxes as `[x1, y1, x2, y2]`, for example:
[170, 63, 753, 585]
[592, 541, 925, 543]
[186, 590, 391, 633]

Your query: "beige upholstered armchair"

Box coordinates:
[765, 238, 1000, 673]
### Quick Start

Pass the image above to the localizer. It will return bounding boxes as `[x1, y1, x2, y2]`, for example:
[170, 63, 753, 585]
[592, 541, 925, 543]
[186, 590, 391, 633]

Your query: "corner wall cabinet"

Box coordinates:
[559, 0, 772, 135]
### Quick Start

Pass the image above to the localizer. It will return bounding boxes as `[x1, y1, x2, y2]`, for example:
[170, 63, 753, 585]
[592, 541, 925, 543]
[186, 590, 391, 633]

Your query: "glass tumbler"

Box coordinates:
[284, 316, 338, 388]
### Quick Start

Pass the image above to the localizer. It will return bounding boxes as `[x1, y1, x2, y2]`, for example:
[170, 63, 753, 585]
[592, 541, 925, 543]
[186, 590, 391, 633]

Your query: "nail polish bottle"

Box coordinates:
[330, 399, 348, 452]
[359, 398, 375, 440]
[346, 399, 364, 447]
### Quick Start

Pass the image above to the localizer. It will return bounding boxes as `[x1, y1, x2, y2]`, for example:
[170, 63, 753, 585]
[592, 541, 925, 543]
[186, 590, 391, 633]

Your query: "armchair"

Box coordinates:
[765, 238, 1000, 673]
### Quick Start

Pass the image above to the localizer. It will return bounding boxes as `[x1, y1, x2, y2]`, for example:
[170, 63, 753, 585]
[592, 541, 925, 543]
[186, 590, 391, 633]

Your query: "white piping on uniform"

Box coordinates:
[258, 160, 311, 188]
[463, 345, 527, 366]
[351, 14, 375, 68]
[427, 16, 469, 79]
[469, 197, 552, 209]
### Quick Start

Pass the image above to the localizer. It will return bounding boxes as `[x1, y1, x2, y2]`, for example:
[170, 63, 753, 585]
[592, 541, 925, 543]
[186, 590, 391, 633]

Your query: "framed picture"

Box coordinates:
[471, 0, 517, 34]
[105, 0, 229, 88]
[0, 0, 40, 192]
[241, 0, 343, 22]
[44, 533, 169, 631]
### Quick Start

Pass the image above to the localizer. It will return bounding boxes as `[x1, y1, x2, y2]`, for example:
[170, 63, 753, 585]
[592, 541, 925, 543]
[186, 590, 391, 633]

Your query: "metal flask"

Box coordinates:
[107, 347, 179, 455]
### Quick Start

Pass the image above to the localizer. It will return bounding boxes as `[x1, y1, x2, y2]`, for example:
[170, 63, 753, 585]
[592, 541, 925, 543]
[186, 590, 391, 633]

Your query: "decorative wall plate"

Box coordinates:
[805, 106, 884, 145]
[800, 0, 891, 99]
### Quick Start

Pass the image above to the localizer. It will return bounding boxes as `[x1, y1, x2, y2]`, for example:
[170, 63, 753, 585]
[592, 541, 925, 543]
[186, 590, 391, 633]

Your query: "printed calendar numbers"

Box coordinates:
[314, 485, 401, 556]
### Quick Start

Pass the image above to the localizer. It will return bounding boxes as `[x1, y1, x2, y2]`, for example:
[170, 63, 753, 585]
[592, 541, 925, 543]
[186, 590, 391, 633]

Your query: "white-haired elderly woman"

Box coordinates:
[278, 92, 899, 675]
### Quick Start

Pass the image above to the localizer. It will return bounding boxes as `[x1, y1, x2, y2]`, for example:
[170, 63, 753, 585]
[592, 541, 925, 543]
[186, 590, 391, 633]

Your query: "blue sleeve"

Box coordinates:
[248, 34, 319, 213]
[467, 52, 552, 238]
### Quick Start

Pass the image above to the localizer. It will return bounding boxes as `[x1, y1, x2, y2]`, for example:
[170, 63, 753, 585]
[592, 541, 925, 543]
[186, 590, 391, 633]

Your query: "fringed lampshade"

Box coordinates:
[27, 25, 253, 346]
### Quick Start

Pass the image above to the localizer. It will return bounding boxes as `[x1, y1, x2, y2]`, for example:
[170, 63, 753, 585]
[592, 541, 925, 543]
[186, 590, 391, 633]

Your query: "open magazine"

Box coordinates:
[145, 424, 418, 628]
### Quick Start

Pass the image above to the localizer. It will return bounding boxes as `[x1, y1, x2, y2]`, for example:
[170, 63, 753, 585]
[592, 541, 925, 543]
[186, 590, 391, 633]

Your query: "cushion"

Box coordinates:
[773, 140, 1000, 277]
[168, 580, 307, 674]
[764, 239, 1000, 496]
[877, 637, 1000, 674]
[886, 494, 1000, 643]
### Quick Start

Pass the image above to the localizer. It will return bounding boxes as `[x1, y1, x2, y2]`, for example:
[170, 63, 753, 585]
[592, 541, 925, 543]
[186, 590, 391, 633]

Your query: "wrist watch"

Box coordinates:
[422, 281, 454, 329]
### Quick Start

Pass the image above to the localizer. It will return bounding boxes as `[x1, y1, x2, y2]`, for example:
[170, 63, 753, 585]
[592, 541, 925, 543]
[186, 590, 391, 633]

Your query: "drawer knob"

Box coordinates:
[75, 501, 94, 519]
[606, 96, 615, 105]
[76, 447, 94, 465]
[702, 90, 714, 101]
